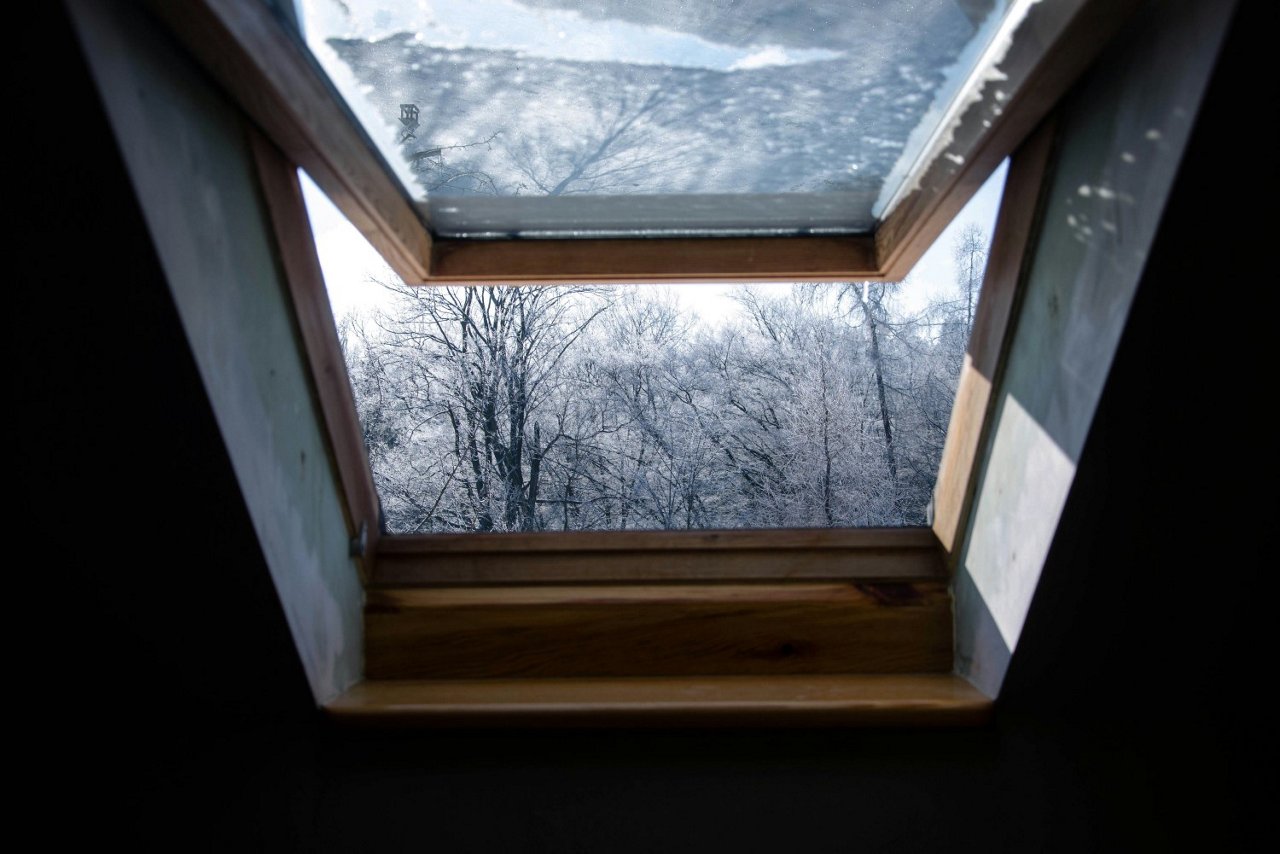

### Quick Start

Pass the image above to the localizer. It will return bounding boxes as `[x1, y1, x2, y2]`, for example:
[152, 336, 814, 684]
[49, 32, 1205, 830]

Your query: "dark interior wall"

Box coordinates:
[19, 2, 1268, 850]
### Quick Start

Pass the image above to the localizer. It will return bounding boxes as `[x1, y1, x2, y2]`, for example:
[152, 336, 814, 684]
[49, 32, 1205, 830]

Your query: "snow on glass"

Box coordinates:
[293, 0, 1016, 236]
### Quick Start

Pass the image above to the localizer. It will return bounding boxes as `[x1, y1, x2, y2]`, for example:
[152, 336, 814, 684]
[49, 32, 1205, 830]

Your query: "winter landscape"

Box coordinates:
[337, 224, 988, 533]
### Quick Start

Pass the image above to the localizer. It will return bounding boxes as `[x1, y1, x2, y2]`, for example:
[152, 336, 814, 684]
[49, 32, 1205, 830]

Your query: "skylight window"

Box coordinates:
[292, 0, 1022, 238]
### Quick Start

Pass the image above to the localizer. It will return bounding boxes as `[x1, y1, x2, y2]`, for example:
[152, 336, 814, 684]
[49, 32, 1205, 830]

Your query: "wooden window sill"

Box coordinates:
[325, 674, 992, 728]
[372, 527, 945, 586]
[348, 536, 967, 727]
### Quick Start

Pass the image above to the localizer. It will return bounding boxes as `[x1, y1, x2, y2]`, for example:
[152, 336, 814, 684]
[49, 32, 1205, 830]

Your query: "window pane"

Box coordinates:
[293, 0, 1017, 237]
[300, 159, 1006, 532]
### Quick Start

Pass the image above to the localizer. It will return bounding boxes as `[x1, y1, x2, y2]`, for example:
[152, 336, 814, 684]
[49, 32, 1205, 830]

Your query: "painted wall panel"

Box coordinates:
[69, 0, 363, 703]
[956, 0, 1235, 695]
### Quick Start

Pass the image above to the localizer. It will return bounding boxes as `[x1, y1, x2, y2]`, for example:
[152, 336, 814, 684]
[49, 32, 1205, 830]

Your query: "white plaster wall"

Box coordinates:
[956, 0, 1236, 696]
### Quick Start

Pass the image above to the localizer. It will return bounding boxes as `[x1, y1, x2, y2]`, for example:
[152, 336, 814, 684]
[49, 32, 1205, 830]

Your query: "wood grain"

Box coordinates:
[876, 0, 1141, 281]
[380, 527, 936, 554]
[325, 674, 992, 727]
[932, 119, 1057, 557]
[143, 0, 432, 283]
[250, 129, 380, 579]
[373, 527, 944, 585]
[429, 234, 878, 283]
[364, 581, 952, 679]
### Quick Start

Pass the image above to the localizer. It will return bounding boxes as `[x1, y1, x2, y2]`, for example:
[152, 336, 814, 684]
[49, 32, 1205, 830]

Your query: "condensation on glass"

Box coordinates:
[291, 0, 1017, 238]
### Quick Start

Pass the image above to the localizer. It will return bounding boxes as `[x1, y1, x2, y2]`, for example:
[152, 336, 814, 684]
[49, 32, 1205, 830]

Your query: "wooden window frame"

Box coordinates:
[120, 0, 1139, 723]
[245, 118, 1060, 723]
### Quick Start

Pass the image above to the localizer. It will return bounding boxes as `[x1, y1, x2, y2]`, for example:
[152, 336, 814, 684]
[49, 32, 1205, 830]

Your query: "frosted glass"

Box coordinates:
[294, 0, 1013, 237]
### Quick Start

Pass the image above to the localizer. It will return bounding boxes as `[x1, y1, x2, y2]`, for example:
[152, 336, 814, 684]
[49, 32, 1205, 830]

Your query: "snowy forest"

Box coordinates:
[339, 226, 988, 533]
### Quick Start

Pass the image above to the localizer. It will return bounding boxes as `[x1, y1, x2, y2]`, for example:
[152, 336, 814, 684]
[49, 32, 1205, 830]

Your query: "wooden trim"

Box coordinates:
[380, 527, 935, 554]
[325, 674, 993, 727]
[429, 234, 879, 283]
[143, 0, 432, 283]
[876, 0, 1141, 281]
[364, 581, 952, 679]
[373, 528, 944, 585]
[931, 118, 1058, 558]
[368, 581, 941, 605]
[249, 128, 380, 578]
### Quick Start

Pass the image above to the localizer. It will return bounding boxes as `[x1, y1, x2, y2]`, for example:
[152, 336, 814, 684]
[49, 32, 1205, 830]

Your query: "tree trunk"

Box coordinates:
[820, 359, 835, 527]
[861, 283, 900, 520]
[525, 421, 542, 530]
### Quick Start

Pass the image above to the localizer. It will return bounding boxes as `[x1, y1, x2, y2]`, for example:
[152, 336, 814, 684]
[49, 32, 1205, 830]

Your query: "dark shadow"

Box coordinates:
[953, 0, 1239, 693]
[952, 569, 1011, 696]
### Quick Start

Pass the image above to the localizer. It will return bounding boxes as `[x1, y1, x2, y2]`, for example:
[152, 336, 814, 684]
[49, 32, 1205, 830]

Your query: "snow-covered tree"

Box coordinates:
[341, 227, 989, 532]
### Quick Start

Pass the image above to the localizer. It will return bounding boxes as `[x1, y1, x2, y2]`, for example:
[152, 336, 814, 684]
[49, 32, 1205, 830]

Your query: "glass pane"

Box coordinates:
[300, 159, 1006, 532]
[293, 0, 1016, 237]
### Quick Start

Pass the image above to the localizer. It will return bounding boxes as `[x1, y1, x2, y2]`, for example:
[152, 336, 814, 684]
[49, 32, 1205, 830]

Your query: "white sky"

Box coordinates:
[300, 158, 1007, 326]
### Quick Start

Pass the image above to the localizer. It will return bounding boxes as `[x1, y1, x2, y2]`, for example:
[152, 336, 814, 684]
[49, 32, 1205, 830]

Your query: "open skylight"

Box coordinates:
[292, 0, 1022, 238]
